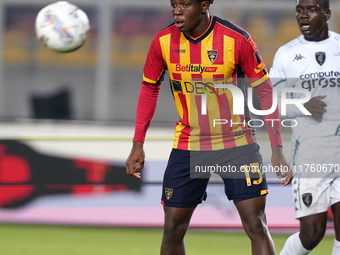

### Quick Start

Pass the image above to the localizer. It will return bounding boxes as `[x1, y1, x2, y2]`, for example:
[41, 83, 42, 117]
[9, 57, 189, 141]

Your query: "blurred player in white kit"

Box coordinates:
[270, 0, 340, 254]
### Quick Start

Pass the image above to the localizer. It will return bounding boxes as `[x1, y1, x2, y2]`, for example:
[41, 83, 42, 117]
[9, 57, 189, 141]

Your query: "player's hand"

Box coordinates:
[271, 146, 293, 186]
[304, 95, 327, 117]
[126, 142, 145, 179]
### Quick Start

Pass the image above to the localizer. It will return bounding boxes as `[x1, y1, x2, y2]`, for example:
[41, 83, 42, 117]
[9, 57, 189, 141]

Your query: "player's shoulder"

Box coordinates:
[153, 23, 179, 40]
[213, 16, 251, 41]
[281, 35, 303, 50]
[274, 35, 304, 57]
[329, 31, 340, 41]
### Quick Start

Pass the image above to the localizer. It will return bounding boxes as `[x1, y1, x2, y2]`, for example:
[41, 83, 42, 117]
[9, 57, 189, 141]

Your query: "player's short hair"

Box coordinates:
[317, 0, 330, 10]
[197, 0, 214, 4]
[296, 0, 329, 10]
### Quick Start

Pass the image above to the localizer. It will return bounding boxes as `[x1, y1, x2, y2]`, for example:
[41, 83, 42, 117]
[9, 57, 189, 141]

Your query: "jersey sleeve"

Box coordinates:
[253, 79, 282, 148]
[270, 46, 303, 118]
[143, 35, 167, 84]
[133, 35, 165, 143]
[269, 46, 287, 82]
[133, 81, 160, 143]
[239, 36, 269, 87]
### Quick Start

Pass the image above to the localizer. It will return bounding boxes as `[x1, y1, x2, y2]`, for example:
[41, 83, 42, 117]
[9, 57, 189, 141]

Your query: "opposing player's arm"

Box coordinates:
[304, 95, 327, 117]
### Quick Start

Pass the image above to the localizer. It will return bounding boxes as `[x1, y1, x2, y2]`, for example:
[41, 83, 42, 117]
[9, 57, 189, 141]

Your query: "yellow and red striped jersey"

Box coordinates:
[143, 16, 269, 151]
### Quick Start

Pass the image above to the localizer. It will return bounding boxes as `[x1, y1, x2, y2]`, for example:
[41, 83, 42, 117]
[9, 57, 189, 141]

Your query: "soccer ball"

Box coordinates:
[35, 1, 90, 53]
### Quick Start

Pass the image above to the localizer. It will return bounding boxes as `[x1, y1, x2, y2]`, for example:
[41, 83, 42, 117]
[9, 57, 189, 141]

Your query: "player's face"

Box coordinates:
[296, 0, 331, 41]
[170, 0, 209, 35]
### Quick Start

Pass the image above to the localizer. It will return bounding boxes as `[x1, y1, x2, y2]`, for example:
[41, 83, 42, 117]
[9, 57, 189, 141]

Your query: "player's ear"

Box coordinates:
[201, 0, 210, 14]
[325, 9, 331, 22]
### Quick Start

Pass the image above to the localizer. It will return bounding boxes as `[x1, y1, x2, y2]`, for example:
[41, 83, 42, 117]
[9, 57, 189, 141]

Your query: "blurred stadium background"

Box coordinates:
[0, 0, 339, 254]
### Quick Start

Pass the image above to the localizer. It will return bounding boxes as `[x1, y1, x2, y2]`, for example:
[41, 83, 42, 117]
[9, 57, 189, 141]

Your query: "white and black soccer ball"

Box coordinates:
[35, 1, 90, 53]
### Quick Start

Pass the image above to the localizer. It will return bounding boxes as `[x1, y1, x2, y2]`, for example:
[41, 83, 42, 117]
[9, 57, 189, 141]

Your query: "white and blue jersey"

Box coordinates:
[270, 31, 340, 218]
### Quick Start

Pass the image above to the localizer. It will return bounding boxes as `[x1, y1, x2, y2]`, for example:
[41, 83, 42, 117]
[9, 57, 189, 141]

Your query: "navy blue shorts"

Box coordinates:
[161, 143, 268, 207]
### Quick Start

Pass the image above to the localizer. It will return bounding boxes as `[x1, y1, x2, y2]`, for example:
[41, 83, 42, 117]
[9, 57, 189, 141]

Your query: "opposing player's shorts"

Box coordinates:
[161, 143, 268, 207]
[292, 135, 340, 219]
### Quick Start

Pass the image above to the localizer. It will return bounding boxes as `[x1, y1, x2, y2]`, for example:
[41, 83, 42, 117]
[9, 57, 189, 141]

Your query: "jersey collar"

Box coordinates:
[183, 15, 215, 45]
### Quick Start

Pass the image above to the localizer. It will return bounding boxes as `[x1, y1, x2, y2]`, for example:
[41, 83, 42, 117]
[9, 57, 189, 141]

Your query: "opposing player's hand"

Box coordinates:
[304, 95, 327, 117]
[126, 142, 145, 179]
[271, 146, 293, 186]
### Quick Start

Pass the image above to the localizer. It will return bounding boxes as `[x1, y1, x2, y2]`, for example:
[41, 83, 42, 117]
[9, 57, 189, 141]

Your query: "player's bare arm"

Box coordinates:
[126, 141, 145, 179]
[271, 146, 293, 186]
[303, 95, 327, 117]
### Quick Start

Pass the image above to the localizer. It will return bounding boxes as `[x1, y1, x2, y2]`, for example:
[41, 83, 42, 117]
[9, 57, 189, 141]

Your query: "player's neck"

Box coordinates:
[186, 14, 212, 38]
[304, 26, 329, 42]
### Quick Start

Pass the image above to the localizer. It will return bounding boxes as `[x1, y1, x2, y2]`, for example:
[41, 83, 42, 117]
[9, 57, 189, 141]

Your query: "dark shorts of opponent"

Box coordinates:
[161, 143, 268, 207]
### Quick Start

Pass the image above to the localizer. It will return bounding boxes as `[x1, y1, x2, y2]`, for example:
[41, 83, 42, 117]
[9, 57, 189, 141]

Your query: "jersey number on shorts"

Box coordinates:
[241, 162, 262, 186]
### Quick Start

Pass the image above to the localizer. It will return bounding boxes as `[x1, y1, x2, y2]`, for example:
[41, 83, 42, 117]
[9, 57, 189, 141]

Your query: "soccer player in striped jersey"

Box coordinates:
[270, 0, 340, 254]
[126, 0, 292, 254]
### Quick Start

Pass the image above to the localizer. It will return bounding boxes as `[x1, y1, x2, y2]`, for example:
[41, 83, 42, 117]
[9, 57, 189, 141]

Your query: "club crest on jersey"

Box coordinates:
[165, 188, 173, 200]
[207, 50, 218, 64]
[315, 52, 326, 66]
[302, 193, 313, 207]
